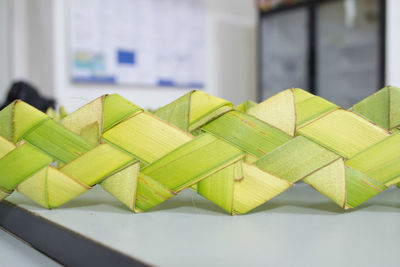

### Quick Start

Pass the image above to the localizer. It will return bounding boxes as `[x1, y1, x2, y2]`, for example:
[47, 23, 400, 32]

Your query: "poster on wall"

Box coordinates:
[68, 0, 205, 88]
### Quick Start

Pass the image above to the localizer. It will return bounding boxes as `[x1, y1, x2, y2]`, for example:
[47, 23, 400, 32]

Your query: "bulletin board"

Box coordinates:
[68, 0, 205, 88]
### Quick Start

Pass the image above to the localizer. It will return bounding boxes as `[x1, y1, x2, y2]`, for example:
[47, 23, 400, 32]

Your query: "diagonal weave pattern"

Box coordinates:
[0, 87, 399, 214]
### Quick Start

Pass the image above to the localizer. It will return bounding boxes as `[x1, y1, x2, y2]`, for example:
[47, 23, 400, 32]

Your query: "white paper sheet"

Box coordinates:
[68, 0, 205, 88]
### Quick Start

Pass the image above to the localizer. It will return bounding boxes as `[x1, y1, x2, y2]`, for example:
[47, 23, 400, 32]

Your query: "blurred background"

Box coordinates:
[0, 0, 399, 111]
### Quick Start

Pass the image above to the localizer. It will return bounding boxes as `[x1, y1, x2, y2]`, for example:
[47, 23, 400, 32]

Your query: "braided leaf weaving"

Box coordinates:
[0, 87, 399, 214]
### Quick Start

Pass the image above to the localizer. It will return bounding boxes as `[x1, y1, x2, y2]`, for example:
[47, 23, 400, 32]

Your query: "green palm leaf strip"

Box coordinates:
[0, 88, 399, 214]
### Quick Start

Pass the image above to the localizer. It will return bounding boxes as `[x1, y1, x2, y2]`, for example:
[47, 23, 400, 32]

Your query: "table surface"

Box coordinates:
[0, 228, 59, 267]
[4, 183, 400, 267]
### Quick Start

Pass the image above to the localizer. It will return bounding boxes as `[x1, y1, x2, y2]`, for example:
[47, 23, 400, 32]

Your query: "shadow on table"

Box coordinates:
[249, 187, 400, 215]
[8, 185, 400, 216]
[148, 186, 400, 216]
[148, 191, 229, 216]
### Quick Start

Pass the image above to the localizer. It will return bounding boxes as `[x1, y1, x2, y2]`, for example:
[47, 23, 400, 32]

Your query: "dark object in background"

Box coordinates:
[0, 81, 56, 112]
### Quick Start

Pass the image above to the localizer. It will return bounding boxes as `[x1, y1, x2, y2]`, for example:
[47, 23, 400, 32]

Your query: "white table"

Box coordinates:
[0, 228, 59, 266]
[3, 183, 400, 266]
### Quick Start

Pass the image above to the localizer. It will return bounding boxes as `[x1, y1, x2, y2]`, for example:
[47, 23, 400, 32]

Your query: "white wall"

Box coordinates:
[6, 0, 400, 111]
[9, 0, 257, 112]
[207, 0, 258, 105]
[0, 0, 11, 99]
[11, 0, 54, 98]
[386, 0, 400, 86]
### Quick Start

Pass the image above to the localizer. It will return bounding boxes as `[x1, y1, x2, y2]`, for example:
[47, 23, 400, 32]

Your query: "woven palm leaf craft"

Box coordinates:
[0, 87, 399, 215]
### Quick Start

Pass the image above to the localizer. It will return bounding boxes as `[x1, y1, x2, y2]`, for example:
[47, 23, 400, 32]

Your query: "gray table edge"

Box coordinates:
[0, 200, 150, 267]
